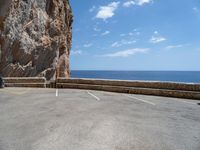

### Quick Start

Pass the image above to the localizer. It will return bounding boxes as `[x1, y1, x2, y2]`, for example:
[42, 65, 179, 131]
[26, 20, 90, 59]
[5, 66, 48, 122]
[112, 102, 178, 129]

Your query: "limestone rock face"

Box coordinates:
[0, 0, 73, 80]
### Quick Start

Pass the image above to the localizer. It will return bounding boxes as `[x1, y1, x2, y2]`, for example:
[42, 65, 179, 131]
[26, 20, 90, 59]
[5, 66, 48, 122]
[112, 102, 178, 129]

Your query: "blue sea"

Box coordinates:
[71, 71, 200, 83]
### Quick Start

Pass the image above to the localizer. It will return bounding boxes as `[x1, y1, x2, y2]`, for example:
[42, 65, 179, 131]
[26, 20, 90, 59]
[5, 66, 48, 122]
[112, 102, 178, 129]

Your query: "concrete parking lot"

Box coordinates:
[0, 88, 200, 150]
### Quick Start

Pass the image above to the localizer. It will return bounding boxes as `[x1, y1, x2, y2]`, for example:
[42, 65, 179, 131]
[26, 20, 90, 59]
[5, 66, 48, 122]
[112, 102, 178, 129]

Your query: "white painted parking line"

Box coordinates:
[125, 94, 156, 106]
[56, 89, 58, 97]
[87, 91, 100, 101]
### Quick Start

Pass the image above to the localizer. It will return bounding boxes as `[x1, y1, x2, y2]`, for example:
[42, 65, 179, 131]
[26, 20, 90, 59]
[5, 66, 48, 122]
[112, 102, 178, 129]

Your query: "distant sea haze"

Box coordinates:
[71, 71, 200, 83]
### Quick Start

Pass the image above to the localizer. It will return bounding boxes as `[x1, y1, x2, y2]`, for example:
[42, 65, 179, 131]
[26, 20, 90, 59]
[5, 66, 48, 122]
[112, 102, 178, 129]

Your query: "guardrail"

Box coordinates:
[2, 77, 200, 100]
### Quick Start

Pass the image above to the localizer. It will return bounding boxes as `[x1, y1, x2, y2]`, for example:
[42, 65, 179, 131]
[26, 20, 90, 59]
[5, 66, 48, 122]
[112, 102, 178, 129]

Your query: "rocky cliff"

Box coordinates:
[0, 0, 73, 80]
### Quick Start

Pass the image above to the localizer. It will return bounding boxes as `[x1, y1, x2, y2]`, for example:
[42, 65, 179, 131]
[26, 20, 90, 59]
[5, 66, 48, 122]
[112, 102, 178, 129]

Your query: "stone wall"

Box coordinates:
[3, 77, 200, 99]
[57, 78, 200, 92]
[56, 78, 200, 100]
[0, 0, 73, 80]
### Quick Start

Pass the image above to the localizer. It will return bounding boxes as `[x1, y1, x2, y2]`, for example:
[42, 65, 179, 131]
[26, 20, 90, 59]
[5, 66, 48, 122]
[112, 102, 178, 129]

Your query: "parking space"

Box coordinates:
[0, 88, 200, 150]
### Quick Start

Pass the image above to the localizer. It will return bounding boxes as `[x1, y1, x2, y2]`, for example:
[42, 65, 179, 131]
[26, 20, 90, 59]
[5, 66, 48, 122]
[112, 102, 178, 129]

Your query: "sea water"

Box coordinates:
[71, 71, 200, 83]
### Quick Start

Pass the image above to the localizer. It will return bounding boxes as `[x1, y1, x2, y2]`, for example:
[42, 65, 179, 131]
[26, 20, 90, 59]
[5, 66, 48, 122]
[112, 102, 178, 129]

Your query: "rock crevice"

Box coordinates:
[0, 0, 73, 80]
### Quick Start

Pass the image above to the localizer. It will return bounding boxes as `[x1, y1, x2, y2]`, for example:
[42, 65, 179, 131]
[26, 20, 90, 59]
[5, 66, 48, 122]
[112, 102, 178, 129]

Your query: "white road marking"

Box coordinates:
[87, 91, 100, 101]
[125, 94, 156, 106]
[56, 89, 58, 97]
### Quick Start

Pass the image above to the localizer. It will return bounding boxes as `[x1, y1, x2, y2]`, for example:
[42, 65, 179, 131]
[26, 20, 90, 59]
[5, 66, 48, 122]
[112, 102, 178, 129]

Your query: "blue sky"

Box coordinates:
[70, 0, 200, 71]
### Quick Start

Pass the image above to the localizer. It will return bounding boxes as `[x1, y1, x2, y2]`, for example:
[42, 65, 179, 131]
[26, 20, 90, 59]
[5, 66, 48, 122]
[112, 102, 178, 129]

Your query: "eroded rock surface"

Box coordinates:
[0, 0, 73, 80]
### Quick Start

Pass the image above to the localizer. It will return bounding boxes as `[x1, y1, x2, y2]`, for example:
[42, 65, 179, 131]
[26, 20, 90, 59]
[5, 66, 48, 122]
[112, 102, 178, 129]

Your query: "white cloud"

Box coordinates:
[128, 32, 134, 36]
[101, 31, 110, 36]
[83, 43, 93, 48]
[103, 48, 148, 57]
[137, 0, 153, 6]
[111, 39, 136, 47]
[165, 45, 183, 49]
[96, 2, 120, 20]
[123, 39, 136, 45]
[123, 1, 135, 7]
[150, 31, 166, 44]
[150, 36, 166, 43]
[136, 32, 141, 35]
[71, 50, 82, 55]
[154, 31, 158, 34]
[89, 6, 96, 12]
[93, 27, 101, 32]
[193, 7, 200, 18]
[193, 7, 199, 13]
[111, 42, 121, 47]
[119, 29, 141, 37]
[133, 29, 141, 35]
[123, 0, 152, 7]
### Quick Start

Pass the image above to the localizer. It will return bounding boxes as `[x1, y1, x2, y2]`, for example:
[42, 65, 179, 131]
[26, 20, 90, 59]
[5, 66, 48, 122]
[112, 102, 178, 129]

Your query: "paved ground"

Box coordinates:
[0, 88, 200, 150]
